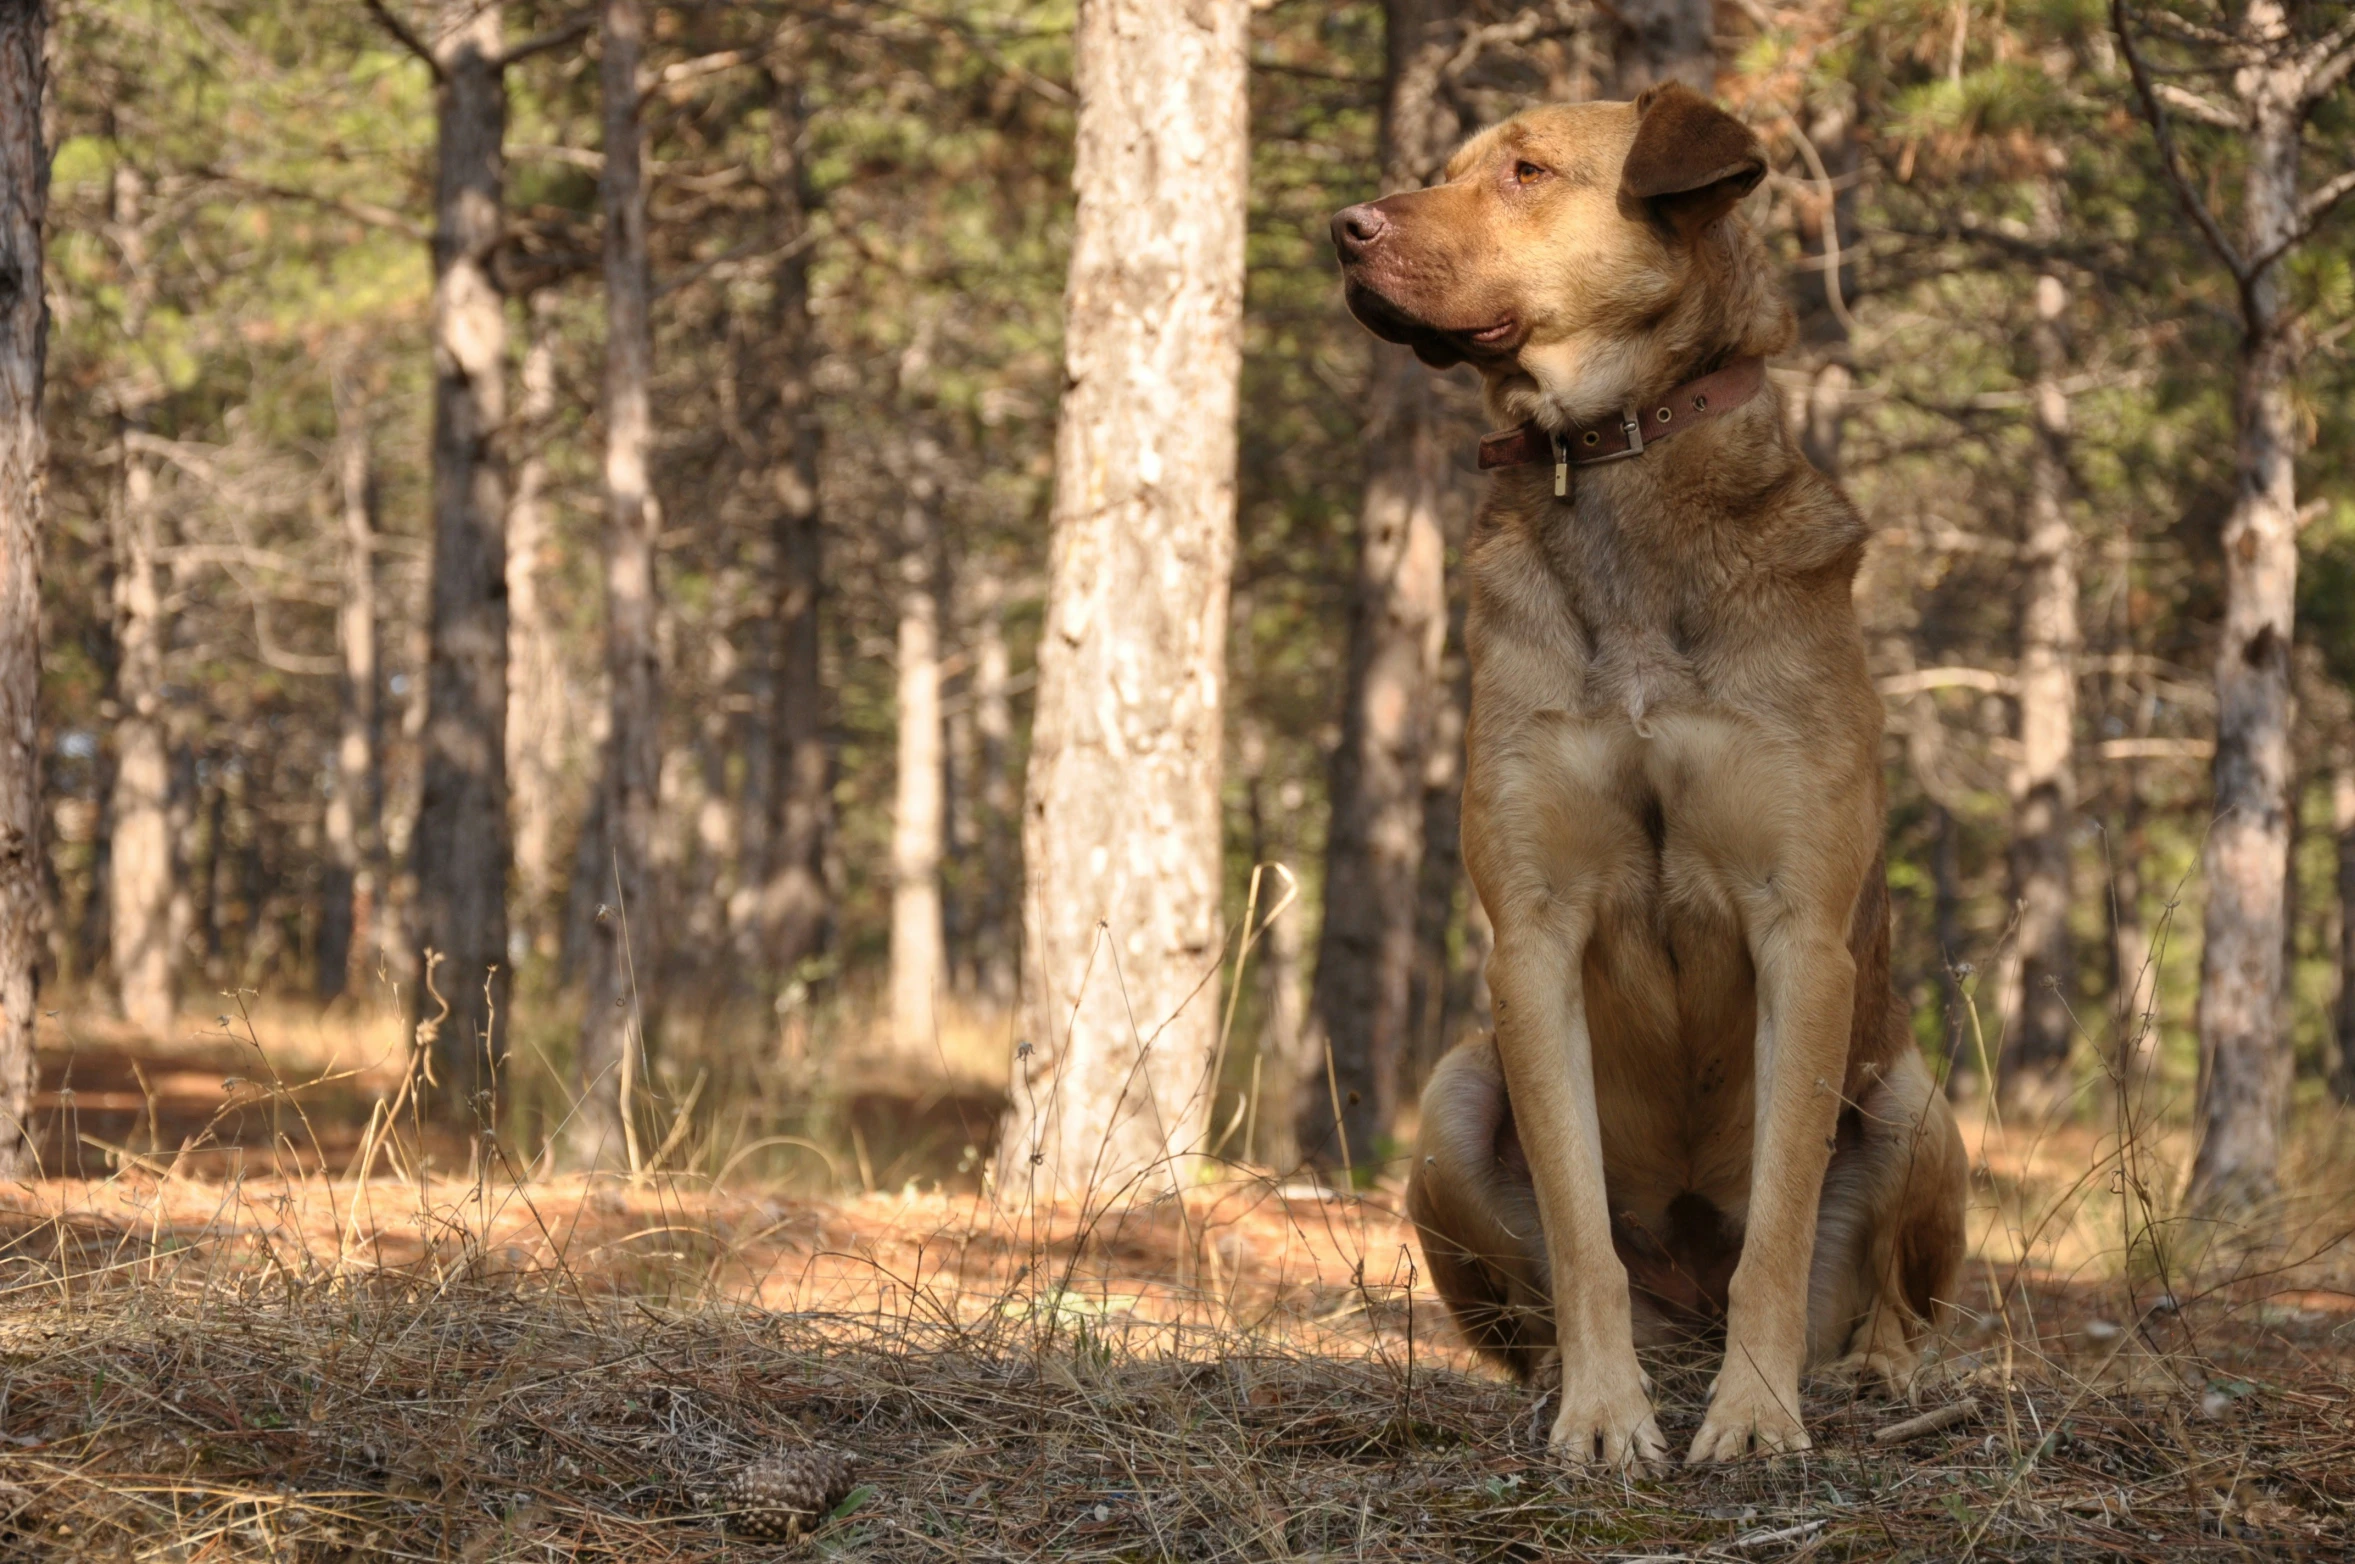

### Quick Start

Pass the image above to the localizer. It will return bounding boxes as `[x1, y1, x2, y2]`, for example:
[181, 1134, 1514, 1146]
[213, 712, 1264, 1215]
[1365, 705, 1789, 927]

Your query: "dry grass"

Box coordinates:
[5, 974, 2353, 1559]
[0, 1083, 2349, 1562]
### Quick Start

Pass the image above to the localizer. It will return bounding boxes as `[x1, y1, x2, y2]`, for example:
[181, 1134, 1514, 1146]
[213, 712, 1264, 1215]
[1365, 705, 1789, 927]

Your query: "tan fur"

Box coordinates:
[1338, 85, 1967, 1469]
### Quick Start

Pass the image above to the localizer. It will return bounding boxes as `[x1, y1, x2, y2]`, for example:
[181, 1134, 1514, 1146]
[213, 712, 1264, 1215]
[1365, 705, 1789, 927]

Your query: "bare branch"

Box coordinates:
[2307, 40, 2355, 105]
[2110, 0, 2248, 282]
[1873, 523, 2018, 558]
[2139, 8, 2239, 53]
[360, 0, 444, 81]
[658, 47, 755, 88]
[198, 167, 427, 241]
[2298, 13, 2355, 101]
[640, 43, 780, 111]
[496, 13, 591, 70]
[653, 223, 817, 302]
[1877, 667, 2018, 698]
[2237, 166, 2355, 279]
[251, 642, 346, 678]
[2098, 737, 2213, 762]
[1440, 2, 1578, 85]
[1779, 111, 1856, 336]
[2154, 81, 2243, 129]
[159, 542, 337, 587]
[2299, 166, 2355, 231]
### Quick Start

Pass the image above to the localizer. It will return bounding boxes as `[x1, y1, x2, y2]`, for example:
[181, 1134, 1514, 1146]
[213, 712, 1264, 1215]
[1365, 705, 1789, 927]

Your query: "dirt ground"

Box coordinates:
[0, 1011, 2350, 1559]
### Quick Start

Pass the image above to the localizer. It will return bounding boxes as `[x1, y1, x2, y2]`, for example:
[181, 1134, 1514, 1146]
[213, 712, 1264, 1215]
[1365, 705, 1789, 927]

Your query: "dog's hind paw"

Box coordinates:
[1819, 1308, 1926, 1402]
[1818, 1346, 1919, 1403]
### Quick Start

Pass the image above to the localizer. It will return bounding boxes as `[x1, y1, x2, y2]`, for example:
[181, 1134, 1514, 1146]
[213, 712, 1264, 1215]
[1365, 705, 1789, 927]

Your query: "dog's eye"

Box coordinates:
[1514, 161, 1548, 184]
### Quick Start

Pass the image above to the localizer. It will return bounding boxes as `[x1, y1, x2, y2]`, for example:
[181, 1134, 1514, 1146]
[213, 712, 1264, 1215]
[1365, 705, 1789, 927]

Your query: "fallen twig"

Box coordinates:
[1872, 1396, 1981, 1446]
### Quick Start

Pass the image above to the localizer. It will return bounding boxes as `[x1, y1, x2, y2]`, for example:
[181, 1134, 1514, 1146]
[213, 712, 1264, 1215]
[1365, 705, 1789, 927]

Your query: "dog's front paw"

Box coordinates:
[1688, 1357, 1809, 1464]
[1547, 1360, 1667, 1474]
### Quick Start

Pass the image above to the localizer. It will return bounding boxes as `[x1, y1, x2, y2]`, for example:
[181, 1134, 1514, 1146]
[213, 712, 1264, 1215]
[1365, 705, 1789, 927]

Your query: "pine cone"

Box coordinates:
[725, 1447, 856, 1540]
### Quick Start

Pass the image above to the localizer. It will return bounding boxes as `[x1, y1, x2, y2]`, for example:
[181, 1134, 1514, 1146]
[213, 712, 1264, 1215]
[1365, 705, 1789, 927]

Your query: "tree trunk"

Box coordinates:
[1238, 739, 1311, 1172]
[0, 0, 47, 1178]
[2331, 751, 2355, 1104]
[1406, 643, 1466, 1091]
[1257, 857, 1311, 1171]
[1999, 202, 2079, 1120]
[572, 0, 662, 1170]
[1794, 95, 1857, 478]
[196, 761, 225, 976]
[2281, 733, 2304, 1059]
[998, 0, 1249, 1206]
[1934, 802, 1976, 1095]
[1300, 357, 1454, 1171]
[756, 62, 831, 986]
[2188, 24, 2303, 1215]
[507, 289, 566, 964]
[1608, 0, 1715, 95]
[888, 449, 945, 1067]
[2110, 747, 2155, 1100]
[1295, 0, 1468, 1178]
[411, 0, 511, 1103]
[104, 163, 174, 1040]
[970, 577, 1018, 1004]
[318, 386, 382, 1002]
[108, 426, 173, 1040]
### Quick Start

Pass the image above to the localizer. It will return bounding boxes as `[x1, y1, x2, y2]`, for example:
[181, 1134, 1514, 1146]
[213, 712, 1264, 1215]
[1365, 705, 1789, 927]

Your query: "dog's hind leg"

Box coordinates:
[1805, 1047, 1968, 1400]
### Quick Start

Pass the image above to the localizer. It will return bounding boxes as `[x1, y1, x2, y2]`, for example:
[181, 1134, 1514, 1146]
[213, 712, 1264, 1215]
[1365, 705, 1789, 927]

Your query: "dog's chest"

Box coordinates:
[1544, 501, 1724, 728]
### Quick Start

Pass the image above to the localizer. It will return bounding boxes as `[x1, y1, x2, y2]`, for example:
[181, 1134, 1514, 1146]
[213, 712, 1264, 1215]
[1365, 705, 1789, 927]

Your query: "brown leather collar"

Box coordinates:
[1476, 356, 1767, 496]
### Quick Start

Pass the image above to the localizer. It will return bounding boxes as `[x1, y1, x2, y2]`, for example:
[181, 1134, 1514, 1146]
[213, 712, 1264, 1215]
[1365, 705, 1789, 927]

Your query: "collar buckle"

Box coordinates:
[1583, 408, 1647, 465]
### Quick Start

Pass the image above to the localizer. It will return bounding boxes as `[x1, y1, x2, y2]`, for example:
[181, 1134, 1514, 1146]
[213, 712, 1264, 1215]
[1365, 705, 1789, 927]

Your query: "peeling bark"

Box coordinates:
[998, 0, 1249, 1204]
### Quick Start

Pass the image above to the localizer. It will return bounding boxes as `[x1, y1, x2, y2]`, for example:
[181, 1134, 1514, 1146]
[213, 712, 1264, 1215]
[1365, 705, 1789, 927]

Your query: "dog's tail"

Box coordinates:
[1407, 1037, 1555, 1381]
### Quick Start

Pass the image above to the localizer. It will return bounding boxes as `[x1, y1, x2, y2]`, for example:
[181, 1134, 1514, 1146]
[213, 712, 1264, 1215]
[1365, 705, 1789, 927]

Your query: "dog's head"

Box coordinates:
[1332, 86, 1778, 416]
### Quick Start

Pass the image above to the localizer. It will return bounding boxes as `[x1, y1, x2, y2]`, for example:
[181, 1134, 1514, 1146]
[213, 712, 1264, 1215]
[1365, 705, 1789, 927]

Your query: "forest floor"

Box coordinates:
[0, 1012, 2350, 1559]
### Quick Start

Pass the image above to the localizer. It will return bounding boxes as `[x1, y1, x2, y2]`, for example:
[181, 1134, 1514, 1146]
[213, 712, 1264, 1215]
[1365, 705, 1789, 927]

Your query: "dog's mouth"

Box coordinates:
[1343, 278, 1522, 365]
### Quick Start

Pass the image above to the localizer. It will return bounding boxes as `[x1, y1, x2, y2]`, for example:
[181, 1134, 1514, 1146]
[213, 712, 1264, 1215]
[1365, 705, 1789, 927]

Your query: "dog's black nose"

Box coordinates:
[1331, 203, 1388, 261]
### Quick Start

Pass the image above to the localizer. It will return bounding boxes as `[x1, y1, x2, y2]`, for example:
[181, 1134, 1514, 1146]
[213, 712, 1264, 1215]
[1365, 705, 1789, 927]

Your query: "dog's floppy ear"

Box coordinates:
[1620, 83, 1766, 241]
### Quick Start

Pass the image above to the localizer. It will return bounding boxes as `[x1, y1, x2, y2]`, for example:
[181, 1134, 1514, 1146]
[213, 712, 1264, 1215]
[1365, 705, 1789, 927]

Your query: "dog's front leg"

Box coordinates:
[1489, 904, 1666, 1472]
[1689, 910, 1854, 1463]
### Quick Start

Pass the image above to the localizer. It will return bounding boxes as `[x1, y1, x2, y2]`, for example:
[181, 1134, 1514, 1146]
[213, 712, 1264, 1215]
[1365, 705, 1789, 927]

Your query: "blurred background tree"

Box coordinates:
[12, 0, 2353, 1205]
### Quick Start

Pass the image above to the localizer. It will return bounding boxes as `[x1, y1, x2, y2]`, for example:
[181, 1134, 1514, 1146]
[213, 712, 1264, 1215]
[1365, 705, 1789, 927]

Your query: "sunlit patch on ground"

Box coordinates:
[0, 1088, 2347, 1560]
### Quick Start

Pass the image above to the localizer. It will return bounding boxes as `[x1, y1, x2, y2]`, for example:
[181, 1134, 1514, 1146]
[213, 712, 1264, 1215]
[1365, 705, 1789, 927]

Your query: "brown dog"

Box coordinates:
[1332, 84, 1966, 1469]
